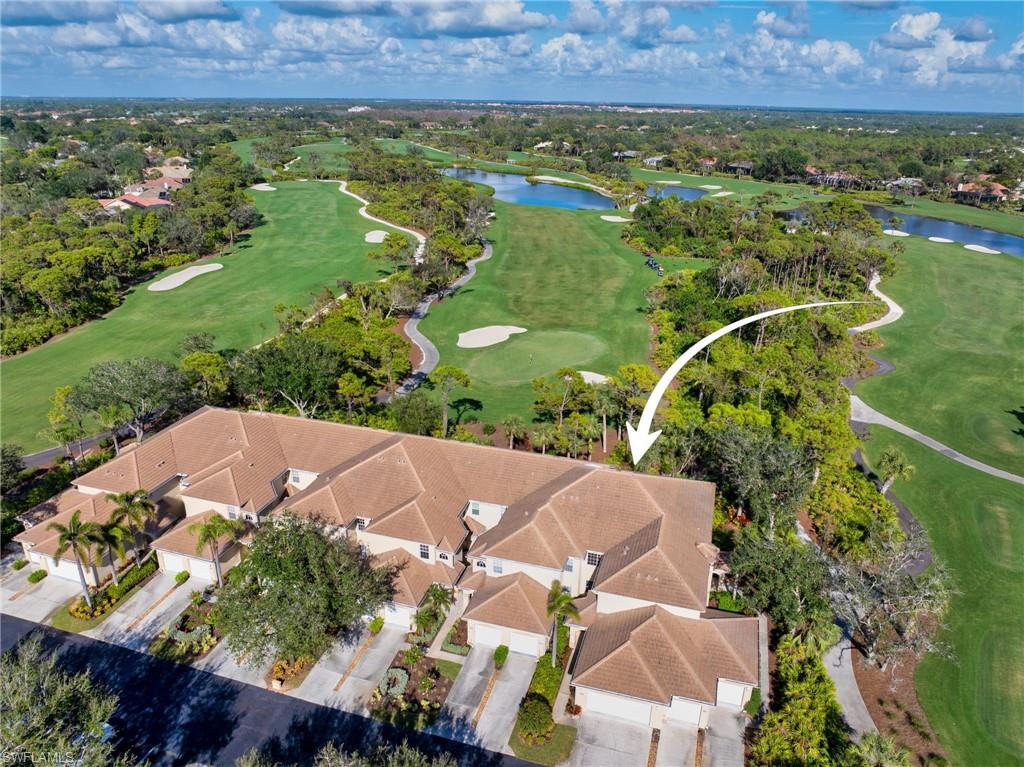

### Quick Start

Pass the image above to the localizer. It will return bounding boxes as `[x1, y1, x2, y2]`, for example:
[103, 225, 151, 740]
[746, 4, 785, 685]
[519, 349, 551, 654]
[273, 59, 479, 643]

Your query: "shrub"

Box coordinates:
[369, 615, 384, 635]
[517, 693, 555, 744]
[442, 620, 471, 655]
[403, 646, 424, 666]
[378, 667, 409, 699]
[11, 559, 27, 570]
[175, 570, 190, 585]
[745, 687, 762, 717]
[493, 645, 509, 669]
[482, 423, 496, 436]
[190, 589, 204, 607]
[27, 569, 47, 584]
[106, 556, 157, 601]
[418, 675, 435, 693]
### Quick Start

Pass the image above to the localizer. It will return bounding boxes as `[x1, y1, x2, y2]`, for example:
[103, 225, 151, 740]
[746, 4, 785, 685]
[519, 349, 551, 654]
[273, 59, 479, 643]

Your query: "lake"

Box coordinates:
[443, 168, 615, 210]
[648, 185, 707, 202]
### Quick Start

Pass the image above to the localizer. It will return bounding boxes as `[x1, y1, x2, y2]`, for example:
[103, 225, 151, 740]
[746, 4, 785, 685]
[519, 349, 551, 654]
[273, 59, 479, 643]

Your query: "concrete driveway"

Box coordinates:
[85, 572, 209, 651]
[193, 639, 273, 688]
[703, 707, 746, 767]
[657, 722, 698, 767]
[334, 626, 407, 713]
[568, 711, 651, 767]
[426, 645, 493, 744]
[475, 652, 534, 753]
[1, 568, 81, 623]
[289, 628, 367, 707]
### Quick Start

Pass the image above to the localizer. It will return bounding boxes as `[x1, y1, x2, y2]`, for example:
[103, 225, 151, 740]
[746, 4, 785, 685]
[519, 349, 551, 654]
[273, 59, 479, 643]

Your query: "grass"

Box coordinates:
[854, 236, 1024, 475]
[509, 724, 577, 766]
[289, 138, 352, 175]
[47, 568, 155, 634]
[435, 659, 463, 681]
[861, 427, 1024, 767]
[417, 200, 711, 423]
[1, 181, 401, 450]
[228, 137, 266, 167]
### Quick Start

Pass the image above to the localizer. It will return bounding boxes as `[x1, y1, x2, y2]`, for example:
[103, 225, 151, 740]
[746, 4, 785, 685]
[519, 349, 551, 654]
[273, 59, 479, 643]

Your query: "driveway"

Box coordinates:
[426, 645, 494, 744]
[703, 707, 746, 767]
[1, 568, 81, 624]
[85, 572, 209, 651]
[335, 626, 407, 713]
[193, 639, 273, 688]
[657, 722, 697, 767]
[568, 712, 651, 767]
[289, 627, 368, 708]
[475, 653, 534, 753]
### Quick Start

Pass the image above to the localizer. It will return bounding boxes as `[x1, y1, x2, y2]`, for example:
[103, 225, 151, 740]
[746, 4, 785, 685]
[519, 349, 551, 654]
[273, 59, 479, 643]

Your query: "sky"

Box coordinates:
[2, 0, 1022, 113]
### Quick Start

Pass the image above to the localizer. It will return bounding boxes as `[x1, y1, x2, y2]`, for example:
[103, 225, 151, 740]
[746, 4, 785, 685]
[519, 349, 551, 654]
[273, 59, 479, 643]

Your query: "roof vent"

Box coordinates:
[248, 462, 255, 468]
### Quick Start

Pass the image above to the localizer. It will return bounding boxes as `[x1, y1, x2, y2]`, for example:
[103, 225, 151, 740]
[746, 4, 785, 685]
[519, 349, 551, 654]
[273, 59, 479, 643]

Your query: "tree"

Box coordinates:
[546, 580, 579, 668]
[501, 415, 527, 449]
[190, 513, 246, 588]
[0, 443, 25, 494]
[0, 637, 129, 767]
[238, 334, 343, 418]
[428, 365, 471, 438]
[875, 447, 915, 494]
[532, 423, 557, 455]
[78, 357, 188, 441]
[531, 368, 592, 426]
[39, 386, 89, 473]
[337, 372, 373, 418]
[48, 510, 102, 609]
[181, 351, 230, 403]
[856, 733, 912, 767]
[368, 232, 415, 271]
[96, 403, 132, 455]
[215, 513, 393, 667]
[389, 391, 442, 436]
[592, 384, 620, 452]
[107, 489, 156, 566]
[180, 331, 215, 356]
[423, 583, 454, 622]
[97, 520, 130, 586]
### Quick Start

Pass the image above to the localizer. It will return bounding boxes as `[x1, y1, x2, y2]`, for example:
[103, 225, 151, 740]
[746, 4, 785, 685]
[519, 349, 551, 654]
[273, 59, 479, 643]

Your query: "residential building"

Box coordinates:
[725, 160, 754, 175]
[953, 181, 1009, 204]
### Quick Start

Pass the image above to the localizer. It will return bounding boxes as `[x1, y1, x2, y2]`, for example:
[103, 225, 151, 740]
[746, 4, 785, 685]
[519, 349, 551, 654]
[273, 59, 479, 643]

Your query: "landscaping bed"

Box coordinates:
[49, 556, 158, 634]
[441, 618, 470, 655]
[265, 656, 315, 692]
[149, 589, 222, 664]
[369, 647, 455, 730]
[509, 723, 577, 766]
[509, 624, 576, 764]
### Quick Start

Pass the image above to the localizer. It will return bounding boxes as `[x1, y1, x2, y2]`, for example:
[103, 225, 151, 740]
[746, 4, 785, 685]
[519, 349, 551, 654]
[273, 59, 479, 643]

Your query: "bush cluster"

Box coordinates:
[368, 615, 385, 634]
[27, 569, 47, 584]
[378, 667, 409, 699]
[441, 622, 471, 655]
[11, 559, 28, 571]
[106, 556, 157, 601]
[516, 694, 555, 744]
[493, 645, 509, 669]
[175, 570, 190, 585]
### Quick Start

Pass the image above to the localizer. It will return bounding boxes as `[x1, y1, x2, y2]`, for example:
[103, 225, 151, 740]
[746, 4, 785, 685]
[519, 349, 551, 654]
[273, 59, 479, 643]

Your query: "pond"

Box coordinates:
[648, 185, 707, 202]
[443, 168, 615, 210]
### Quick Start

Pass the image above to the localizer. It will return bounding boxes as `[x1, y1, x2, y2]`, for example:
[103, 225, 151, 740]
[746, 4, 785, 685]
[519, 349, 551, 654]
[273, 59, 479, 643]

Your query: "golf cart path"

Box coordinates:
[323, 180, 426, 264]
[848, 274, 1024, 485]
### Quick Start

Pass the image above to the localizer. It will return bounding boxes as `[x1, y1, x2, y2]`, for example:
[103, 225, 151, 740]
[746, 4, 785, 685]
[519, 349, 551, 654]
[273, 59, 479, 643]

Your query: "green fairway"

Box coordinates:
[862, 428, 1024, 767]
[855, 236, 1024, 475]
[289, 138, 352, 175]
[1, 181, 402, 451]
[417, 200, 709, 422]
[228, 137, 265, 166]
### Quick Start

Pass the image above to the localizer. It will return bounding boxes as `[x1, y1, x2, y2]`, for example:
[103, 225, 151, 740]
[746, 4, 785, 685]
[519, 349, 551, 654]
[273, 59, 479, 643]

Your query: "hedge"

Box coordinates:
[106, 556, 158, 601]
[27, 569, 47, 584]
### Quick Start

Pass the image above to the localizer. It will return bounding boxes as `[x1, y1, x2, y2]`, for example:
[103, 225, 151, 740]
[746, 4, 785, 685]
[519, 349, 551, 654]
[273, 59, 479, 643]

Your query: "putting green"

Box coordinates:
[1, 181, 402, 451]
[460, 331, 608, 386]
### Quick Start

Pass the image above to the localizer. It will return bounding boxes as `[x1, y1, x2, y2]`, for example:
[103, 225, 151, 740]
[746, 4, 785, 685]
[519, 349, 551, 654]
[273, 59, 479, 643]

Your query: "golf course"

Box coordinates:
[417, 199, 710, 421]
[1, 181, 403, 451]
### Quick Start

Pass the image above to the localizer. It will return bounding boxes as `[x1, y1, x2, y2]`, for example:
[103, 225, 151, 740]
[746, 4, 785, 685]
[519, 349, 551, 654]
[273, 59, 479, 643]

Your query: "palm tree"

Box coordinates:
[428, 365, 471, 438]
[856, 733, 911, 767]
[876, 448, 915, 494]
[190, 514, 245, 588]
[501, 415, 527, 450]
[97, 520, 131, 586]
[532, 424, 557, 455]
[546, 580, 580, 668]
[48, 511, 102, 609]
[423, 583, 454, 622]
[108, 490, 156, 566]
[592, 385, 619, 453]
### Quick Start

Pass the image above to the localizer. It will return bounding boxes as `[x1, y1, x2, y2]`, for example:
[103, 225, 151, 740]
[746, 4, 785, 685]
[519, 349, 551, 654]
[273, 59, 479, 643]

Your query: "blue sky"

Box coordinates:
[2, 1, 1022, 112]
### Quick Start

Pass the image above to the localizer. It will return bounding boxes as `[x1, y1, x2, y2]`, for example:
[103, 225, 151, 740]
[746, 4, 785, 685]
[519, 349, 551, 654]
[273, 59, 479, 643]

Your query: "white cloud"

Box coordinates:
[390, 2, 555, 39]
[272, 15, 379, 53]
[136, 1, 238, 23]
[754, 2, 809, 39]
[870, 12, 996, 87]
[0, 0, 117, 26]
[954, 16, 994, 43]
[565, 0, 605, 35]
[892, 12, 941, 41]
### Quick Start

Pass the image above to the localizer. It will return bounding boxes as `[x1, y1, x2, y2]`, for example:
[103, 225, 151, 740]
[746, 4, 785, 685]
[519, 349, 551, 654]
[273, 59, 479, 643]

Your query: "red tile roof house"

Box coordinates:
[15, 407, 759, 729]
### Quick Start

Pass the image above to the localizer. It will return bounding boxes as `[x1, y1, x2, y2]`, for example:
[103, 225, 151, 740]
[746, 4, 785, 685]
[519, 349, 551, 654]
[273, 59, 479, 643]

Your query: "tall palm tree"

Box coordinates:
[856, 733, 912, 767]
[546, 580, 580, 668]
[97, 520, 131, 586]
[501, 415, 527, 450]
[876, 448, 915, 494]
[532, 424, 557, 455]
[48, 511, 102, 609]
[423, 583, 454, 622]
[190, 514, 245, 588]
[108, 489, 156, 566]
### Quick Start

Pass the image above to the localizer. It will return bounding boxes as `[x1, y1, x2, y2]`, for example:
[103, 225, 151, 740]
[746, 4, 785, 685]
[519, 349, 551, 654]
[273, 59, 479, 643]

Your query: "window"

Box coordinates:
[476, 560, 486, 568]
[245, 513, 256, 523]
[564, 558, 574, 573]
[355, 517, 368, 531]
[227, 511, 238, 520]
[291, 472, 300, 483]
[419, 544, 430, 560]
[227, 505, 238, 514]
[438, 552, 449, 561]
[493, 559, 503, 574]
[586, 551, 603, 567]
[469, 501, 480, 516]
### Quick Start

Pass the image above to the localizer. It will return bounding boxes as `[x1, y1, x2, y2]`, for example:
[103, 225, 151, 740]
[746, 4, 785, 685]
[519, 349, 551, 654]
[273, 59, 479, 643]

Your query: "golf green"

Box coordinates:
[1, 181, 403, 451]
[855, 236, 1024, 475]
[417, 200, 710, 422]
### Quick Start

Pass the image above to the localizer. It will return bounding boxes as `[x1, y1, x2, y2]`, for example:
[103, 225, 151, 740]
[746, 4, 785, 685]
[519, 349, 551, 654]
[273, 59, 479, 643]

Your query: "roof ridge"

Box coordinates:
[653, 609, 713, 701]
[577, 607, 664, 698]
[705, 615, 760, 682]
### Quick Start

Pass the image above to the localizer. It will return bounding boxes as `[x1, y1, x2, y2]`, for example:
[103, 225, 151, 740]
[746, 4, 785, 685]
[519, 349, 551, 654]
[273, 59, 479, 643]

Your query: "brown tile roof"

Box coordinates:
[372, 548, 464, 608]
[460, 572, 552, 636]
[572, 606, 758, 706]
[567, 592, 598, 629]
[150, 510, 247, 560]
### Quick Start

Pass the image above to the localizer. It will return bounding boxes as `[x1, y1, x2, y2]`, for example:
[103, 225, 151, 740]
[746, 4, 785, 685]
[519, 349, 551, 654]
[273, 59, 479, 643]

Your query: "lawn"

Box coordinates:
[855, 236, 1024, 475]
[861, 428, 1024, 767]
[509, 724, 577, 766]
[228, 137, 265, 166]
[289, 138, 352, 175]
[417, 200, 711, 423]
[1, 181, 401, 450]
[435, 658, 463, 681]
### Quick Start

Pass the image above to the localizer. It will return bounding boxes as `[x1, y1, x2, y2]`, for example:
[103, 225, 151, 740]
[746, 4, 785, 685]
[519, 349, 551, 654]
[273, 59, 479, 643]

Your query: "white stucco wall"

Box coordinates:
[358, 530, 436, 562]
[594, 591, 702, 620]
[716, 679, 752, 708]
[471, 556, 562, 590]
[466, 619, 547, 657]
[464, 500, 506, 531]
[285, 468, 319, 491]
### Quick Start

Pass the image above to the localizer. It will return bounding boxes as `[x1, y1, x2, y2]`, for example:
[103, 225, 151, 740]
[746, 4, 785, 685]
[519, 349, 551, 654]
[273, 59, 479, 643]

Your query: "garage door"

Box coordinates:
[383, 602, 413, 627]
[667, 697, 702, 724]
[510, 631, 540, 656]
[49, 557, 85, 582]
[160, 553, 188, 575]
[473, 623, 503, 647]
[717, 680, 747, 708]
[584, 688, 652, 725]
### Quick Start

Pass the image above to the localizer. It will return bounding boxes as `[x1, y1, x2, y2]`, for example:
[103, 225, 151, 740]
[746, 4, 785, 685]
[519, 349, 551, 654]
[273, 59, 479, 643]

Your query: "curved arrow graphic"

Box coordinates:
[626, 301, 861, 465]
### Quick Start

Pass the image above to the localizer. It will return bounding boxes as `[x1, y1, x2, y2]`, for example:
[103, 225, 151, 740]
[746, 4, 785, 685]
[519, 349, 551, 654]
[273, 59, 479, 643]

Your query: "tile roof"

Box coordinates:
[460, 571, 552, 636]
[150, 510, 247, 559]
[371, 548, 464, 608]
[572, 606, 758, 706]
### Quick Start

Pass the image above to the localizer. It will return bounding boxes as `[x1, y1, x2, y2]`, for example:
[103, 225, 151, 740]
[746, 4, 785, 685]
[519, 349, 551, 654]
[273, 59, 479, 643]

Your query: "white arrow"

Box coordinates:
[626, 301, 861, 465]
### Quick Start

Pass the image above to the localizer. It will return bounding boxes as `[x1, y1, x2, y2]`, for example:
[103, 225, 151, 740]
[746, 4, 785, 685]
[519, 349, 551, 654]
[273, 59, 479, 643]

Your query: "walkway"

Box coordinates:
[322, 180, 426, 264]
[824, 639, 877, 742]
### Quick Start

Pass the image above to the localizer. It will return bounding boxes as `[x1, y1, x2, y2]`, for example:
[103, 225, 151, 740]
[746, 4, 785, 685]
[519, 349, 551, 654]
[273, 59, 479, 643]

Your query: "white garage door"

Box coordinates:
[667, 697, 703, 724]
[473, 623, 504, 647]
[383, 602, 414, 627]
[717, 680, 747, 708]
[584, 688, 652, 725]
[49, 557, 84, 582]
[509, 631, 541, 657]
[160, 553, 188, 575]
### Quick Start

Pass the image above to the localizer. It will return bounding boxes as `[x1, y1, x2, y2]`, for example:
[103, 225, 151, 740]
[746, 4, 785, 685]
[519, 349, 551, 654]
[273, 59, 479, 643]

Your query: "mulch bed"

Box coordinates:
[853, 650, 947, 766]
[447, 618, 468, 647]
[369, 651, 455, 730]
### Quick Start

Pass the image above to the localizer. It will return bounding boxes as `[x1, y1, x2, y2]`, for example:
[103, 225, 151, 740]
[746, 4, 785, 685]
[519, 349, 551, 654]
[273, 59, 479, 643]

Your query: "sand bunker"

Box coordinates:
[457, 325, 527, 349]
[883, 229, 910, 237]
[711, 191, 734, 198]
[580, 371, 609, 384]
[249, 183, 276, 191]
[364, 230, 388, 243]
[600, 215, 633, 223]
[928, 237, 954, 244]
[964, 244, 1001, 254]
[700, 185, 723, 190]
[148, 264, 223, 292]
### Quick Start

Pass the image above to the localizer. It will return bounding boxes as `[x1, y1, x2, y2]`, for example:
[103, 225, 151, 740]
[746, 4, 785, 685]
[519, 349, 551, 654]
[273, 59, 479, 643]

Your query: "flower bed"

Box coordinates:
[149, 593, 222, 664]
[51, 557, 159, 633]
[407, 614, 443, 646]
[441, 619, 471, 655]
[369, 650, 456, 730]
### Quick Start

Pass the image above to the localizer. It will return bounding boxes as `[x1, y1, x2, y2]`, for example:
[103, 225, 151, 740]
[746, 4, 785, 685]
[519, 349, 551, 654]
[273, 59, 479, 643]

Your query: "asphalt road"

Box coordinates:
[1, 615, 528, 767]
